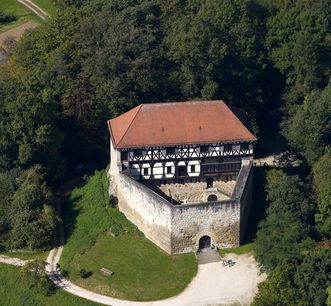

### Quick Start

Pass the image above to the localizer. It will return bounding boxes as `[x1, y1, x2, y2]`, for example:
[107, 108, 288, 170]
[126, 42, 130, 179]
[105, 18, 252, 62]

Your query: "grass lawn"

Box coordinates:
[0, 0, 41, 31]
[0, 250, 49, 261]
[0, 263, 100, 306]
[219, 243, 254, 256]
[60, 170, 197, 301]
[32, 0, 58, 16]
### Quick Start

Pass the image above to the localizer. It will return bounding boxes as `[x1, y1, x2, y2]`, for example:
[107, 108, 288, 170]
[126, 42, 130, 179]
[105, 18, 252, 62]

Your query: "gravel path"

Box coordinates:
[0, 255, 30, 267]
[18, 0, 49, 20]
[46, 250, 265, 306]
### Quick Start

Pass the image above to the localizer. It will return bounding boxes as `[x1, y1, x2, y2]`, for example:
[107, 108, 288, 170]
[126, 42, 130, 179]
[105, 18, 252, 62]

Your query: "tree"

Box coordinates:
[253, 248, 331, 306]
[163, 0, 279, 121]
[20, 260, 55, 294]
[7, 166, 55, 250]
[254, 170, 314, 272]
[266, 0, 331, 103]
[253, 261, 299, 306]
[283, 83, 331, 164]
[294, 248, 331, 306]
[0, 168, 20, 250]
[313, 152, 331, 237]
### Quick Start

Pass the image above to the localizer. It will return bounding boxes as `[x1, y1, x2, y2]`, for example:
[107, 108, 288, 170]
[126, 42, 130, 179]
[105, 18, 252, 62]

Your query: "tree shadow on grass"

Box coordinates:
[61, 194, 83, 245]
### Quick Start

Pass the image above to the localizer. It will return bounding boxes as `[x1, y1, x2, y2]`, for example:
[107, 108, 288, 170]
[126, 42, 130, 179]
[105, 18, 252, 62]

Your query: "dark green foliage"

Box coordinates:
[79, 269, 91, 279]
[254, 170, 314, 272]
[163, 0, 279, 119]
[294, 248, 331, 306]
[20, 260, 55, 295]
[313, 153, 331, 237]
[266, 0, 331, 103]
[0, 166, 55, 250]
[0, 11, 16, 25]
[253, 248, 331, 306]
[252, 261, 299, 305]
[283, 83, 331, 164]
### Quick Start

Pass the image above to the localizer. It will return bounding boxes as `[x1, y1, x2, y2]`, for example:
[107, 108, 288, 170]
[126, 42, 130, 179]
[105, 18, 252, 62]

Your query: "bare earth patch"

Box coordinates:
[0, 21, 38, 49]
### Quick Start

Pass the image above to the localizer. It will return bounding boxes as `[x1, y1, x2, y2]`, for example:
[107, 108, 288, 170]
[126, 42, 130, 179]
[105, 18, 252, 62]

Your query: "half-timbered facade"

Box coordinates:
[108, 100, 256, 186]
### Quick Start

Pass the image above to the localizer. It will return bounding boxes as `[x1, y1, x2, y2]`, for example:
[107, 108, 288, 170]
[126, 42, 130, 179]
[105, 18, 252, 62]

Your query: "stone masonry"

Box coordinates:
[108, 139, 253, 254]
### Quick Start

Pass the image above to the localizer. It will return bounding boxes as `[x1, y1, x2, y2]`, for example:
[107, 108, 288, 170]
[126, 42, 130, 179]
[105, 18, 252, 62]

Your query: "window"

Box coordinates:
[166, 147, 175, 155]
[178, 166, 187, 177]
[240, 143, 249, 151]
[167, 166, 172, 174]
[143, 168, 148, 176]
[121, 151, 128, 161]
[134, 149, 142, 156]
[200, 145, 209, 153]
[191, 165, 196, 173]
[224, 144, 232, 152]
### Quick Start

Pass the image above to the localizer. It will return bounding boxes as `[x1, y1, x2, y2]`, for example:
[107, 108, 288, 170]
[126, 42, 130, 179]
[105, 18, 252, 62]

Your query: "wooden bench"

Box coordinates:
[100, 267, 113, 277]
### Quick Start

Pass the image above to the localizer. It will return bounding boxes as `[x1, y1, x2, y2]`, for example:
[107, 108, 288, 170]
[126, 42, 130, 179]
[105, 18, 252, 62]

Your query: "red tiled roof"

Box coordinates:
[108, 100, 256, 149]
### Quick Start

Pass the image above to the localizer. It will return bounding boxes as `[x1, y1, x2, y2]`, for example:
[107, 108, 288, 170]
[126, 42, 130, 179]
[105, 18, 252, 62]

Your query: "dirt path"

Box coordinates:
[46, 252, 265, 306]
[0, 21, 38, 48]
[17, 0, 49, 20]
[0, 255, 30, 267]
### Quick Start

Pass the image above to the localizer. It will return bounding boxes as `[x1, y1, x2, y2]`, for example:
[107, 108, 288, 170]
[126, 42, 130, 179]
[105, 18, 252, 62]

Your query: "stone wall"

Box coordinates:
[116, 173, 173, 253]
[170, 200, 240, 253]
[109, 140, 253, 254]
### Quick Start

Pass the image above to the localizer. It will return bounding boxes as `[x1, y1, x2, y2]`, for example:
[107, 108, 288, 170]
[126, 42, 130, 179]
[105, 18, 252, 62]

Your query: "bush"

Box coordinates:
[79, 269, 91, 279]
[0, 12, 16, 25]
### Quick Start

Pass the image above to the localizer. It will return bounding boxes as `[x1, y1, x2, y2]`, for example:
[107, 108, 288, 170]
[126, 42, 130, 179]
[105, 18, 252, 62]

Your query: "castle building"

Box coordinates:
[108, 100, 256, 254]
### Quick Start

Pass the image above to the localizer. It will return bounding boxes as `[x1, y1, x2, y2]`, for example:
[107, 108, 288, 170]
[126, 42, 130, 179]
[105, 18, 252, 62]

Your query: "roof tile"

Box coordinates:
[108, 100, 256, 148]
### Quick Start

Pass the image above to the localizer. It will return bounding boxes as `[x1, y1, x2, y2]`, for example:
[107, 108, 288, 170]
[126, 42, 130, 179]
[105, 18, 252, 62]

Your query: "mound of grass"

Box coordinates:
[219, 243, 254, 255]
[60, 170, 197, 301]
[0, 263, 99, 306]
[61, 170, 141, 269]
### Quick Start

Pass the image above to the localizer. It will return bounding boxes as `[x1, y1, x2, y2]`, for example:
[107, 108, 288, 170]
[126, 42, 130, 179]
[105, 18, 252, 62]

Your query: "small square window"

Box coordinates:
[134, 149, 142, 156]
[240, 143, 249, 151]
[143, 168, 148, 176]
[167, 166, 172, 174]
[224, 144, 232, 152]
[121, 151, 128, 161]
[191, 165, 196, 173]
[200, 145, 209, 153]
[166, 147, 175, 155]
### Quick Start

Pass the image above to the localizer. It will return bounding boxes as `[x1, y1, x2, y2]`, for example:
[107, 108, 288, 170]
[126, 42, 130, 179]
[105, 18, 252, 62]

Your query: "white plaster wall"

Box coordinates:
[165, 161, 175, 178]
[153, 162, 163, 179]
[188, 160, 200, 177]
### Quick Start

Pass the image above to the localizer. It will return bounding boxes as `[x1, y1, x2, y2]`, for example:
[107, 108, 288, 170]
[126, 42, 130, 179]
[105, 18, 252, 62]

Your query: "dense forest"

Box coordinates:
[0, 0, 330, 304]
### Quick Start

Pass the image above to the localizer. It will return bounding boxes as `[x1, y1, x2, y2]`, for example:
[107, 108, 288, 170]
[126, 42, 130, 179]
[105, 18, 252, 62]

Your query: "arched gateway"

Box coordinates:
[199, 235, 211, 249]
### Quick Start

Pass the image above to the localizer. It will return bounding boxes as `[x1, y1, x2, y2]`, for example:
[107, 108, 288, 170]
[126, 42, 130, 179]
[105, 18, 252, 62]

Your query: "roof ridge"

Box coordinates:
[116, 104, 143, 147]
[140, 100, 224, 106]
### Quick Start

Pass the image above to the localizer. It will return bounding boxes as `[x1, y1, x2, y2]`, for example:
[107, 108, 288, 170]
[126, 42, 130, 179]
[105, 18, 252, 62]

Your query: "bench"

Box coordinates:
[100, 267, 113, 277]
